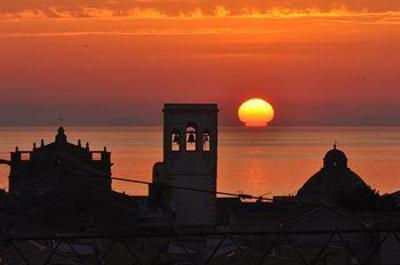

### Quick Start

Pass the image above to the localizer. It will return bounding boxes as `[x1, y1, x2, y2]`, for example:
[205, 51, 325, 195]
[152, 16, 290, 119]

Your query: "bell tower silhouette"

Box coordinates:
[152, 103, 218, 226]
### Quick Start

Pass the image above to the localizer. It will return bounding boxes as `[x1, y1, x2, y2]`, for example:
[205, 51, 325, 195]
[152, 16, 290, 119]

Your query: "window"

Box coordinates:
[21, 152, 30, 161]
[171, 131, 180, 151]
[202, 132, 210, 151]
[92, 152, 102, 161]
[185, 125, 197, 151]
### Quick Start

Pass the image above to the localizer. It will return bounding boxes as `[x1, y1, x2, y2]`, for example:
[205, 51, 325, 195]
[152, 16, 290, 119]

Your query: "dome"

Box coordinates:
[297, 169, 369, 203]
[323, 144, 348, 169]
[297, 145, 369, 203]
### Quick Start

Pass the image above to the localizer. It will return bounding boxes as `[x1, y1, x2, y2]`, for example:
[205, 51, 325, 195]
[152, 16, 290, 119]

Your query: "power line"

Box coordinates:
[58, 151, 345, 208]
[112, 177, 270, 201]
[111, 176, 336, 208]
[58, 152, 270, 201]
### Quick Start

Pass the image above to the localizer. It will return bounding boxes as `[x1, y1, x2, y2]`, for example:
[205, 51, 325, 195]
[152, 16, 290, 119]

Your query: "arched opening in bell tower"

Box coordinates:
[185, 124, 197, 151]
[171, 131, 181, 151]
[202, 132, 210, 151]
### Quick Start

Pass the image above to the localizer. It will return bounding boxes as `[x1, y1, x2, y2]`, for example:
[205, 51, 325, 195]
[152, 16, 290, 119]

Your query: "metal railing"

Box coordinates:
[1, 228, 400, 265]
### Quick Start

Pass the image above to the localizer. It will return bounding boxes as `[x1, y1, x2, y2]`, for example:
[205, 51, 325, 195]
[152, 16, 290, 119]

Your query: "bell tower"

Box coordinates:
[152, 103, 218, 226]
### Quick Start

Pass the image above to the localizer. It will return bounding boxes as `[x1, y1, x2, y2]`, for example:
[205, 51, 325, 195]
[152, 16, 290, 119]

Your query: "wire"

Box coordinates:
[58, 151, 325, 206]
[58, 152, 351, 208]
[112, 177, 257, 200]
[111, 176, 338, 208]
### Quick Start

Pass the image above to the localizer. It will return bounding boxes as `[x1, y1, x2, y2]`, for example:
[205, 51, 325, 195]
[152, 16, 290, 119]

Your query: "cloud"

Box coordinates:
[0, 2, 399, 37]
[1, 0, 400, 20]
[0, 5, 399, 23]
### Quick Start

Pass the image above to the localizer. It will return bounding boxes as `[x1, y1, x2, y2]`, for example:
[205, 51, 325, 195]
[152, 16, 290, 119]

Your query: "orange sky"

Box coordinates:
[0, 1, 400, 126]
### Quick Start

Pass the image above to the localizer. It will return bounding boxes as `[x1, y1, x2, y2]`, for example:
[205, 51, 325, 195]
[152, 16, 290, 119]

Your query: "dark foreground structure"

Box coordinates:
[9, 127, 112, 196]
[0, 104, 400, 264]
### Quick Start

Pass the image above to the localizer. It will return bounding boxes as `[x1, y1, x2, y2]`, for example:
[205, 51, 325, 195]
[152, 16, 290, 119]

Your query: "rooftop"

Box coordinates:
[163, 103, 218, 111]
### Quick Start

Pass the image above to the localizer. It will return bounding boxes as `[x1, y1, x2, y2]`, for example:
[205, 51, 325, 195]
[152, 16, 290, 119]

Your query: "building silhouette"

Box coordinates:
[150, 104, 218, 226]
[9, 127, 112, 197]
[296, 144, 370, 203]
[0, 127, 139, 237]
[0, 106, 399, 264]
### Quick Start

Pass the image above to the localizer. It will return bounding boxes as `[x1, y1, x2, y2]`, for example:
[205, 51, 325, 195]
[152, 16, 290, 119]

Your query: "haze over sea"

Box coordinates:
[0, 126, 399, 197]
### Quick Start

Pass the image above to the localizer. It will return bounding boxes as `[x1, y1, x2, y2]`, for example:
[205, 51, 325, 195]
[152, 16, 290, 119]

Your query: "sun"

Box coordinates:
[238, 98, 275, 127]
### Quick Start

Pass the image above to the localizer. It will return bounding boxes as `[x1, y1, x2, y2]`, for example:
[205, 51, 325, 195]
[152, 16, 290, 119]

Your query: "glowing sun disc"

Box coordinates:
[238, 98, 275, 127]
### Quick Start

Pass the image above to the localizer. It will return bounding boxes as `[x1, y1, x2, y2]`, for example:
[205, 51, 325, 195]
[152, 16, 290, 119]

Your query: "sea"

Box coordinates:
[0, 126, 399, 197]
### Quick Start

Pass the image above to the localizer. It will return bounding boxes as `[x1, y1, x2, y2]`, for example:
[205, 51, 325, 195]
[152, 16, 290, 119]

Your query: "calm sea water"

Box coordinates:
[0, 126, 400, 196]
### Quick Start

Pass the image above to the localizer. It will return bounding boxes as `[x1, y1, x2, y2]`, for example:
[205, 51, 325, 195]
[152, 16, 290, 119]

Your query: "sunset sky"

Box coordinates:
[1, 0, 400, 126]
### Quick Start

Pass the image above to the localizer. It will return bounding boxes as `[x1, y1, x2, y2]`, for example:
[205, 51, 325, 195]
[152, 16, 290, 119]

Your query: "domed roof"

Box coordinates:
[297, 145, 369, 203]
[324, 145, 346, 161]
[323, 144, 348, 169]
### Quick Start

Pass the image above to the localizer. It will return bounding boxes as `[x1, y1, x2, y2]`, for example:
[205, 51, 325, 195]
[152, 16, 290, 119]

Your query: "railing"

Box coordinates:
[1, 228, 400, 265]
